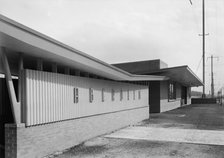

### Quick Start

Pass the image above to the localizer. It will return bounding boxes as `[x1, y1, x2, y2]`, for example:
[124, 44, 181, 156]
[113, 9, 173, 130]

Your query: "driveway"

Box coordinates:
[53, 104, 224, 158]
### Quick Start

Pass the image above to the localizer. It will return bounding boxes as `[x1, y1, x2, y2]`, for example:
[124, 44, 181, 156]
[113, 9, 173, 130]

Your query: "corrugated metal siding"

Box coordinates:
[22, 69, 148, 126]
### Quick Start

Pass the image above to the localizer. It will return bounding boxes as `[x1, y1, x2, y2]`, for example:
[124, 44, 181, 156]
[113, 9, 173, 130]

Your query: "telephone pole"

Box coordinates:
[202, 0, 206, 98]
[211, 55, 214, 98]
[188, 0, 207, 97]
[208, 55, 219, 98]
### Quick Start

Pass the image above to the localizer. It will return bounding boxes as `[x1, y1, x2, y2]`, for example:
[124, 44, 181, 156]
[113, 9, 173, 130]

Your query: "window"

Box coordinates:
[102, 88, 105, 102]
[73, 88, 79, 103]
[168, 82, 176, 100]
[120, 89, 123, 101]
[127, 89, 129, 100]
[138, 90, 141, 100]
[111, 89, 115, 101]
[89, 88, 94, 103]
[133, 90, 135, 100]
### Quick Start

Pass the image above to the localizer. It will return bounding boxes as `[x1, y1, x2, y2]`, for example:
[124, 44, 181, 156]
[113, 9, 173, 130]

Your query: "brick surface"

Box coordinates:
[5, 107, 148, 158]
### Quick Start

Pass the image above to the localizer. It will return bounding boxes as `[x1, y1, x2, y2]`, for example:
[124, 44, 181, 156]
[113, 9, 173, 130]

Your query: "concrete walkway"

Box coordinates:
[106, 104, 224, 146]
[105, 126, 224, 146]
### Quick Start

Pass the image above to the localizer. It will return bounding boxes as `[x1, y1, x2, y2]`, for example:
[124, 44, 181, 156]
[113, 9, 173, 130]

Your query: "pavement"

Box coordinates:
[139, 103, 224, 131]
[54, 104, 224, 158]
[105, 126, 224, 146]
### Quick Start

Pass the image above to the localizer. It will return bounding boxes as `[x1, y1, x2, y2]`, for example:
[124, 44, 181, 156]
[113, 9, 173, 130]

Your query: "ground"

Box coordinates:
[52, 104, 224, 158]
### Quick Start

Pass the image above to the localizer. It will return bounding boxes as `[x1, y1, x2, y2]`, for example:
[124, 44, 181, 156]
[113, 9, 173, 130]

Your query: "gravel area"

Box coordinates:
[53, 137, 224, 158]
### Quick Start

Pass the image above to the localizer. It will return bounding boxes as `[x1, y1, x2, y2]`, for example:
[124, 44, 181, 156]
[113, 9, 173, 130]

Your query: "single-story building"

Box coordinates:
[113, 59, 203, 113]
[0, 15, 170, 158]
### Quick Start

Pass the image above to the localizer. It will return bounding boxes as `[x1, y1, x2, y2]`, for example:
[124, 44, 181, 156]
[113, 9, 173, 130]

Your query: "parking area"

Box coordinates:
[53, 104, 224, 158]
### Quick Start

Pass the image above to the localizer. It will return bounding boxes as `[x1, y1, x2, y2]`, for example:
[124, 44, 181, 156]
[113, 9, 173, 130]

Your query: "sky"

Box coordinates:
[0, 0, 224, 94]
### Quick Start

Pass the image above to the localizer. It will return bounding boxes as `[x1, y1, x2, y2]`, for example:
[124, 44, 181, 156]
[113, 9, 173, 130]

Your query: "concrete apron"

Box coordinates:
[105, 126, 224, 146]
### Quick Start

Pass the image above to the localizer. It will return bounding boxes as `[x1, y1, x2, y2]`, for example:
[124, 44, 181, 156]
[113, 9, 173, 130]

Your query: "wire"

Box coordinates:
[196, 56, 203, 74]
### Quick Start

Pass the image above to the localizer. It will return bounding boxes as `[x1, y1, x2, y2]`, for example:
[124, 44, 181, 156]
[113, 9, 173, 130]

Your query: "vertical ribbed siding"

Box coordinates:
[23, 69, 148, 126]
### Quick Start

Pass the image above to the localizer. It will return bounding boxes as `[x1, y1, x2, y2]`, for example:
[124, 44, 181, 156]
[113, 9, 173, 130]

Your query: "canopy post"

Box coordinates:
[0, 47, 21, 123]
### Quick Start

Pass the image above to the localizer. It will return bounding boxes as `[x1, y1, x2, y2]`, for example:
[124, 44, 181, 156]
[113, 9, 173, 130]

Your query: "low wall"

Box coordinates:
[5, 106, 148, 158]
[191, 98, 217, 104]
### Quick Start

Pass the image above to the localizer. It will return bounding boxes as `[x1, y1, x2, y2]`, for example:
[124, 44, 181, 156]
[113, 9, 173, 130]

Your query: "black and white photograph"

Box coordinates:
[0, 0, 224, 157]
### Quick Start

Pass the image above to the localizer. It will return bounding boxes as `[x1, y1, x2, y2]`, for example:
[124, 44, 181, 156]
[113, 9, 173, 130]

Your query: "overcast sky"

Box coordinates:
[0, 0, 224, 94]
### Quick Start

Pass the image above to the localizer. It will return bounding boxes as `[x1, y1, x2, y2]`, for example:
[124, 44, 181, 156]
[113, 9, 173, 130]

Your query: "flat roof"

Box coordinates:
[113, 62, 203, 87]
[0, 14, 168, 81]
[139, 66, 203, 87]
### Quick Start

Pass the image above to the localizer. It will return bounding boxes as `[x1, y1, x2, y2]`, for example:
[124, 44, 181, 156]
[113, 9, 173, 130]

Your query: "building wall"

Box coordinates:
[113, 59, 168, 74]
[149, 81, 192, 113]
[5, 69, 149, 158]
[6, 107, 148, 158]
[22, 69, 148, 126]
[160, 81, 182, 112]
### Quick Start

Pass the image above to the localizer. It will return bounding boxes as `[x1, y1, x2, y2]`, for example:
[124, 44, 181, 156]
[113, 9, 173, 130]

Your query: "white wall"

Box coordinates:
[22, 69, 148, 126]
[160, 81, 181, 112]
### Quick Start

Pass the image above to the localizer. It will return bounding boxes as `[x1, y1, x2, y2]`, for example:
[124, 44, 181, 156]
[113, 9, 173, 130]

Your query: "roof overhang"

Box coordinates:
[0, 14, 168, 82]
[144, 66, 203, 87]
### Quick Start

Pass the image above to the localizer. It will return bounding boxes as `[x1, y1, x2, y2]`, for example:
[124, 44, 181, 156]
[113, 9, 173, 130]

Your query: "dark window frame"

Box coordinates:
[138, 90, 141, 100]
[127, 89, 129, 101]
[111, 89, 115, 101]
[89, 88, 94, 103]
[168, 81, 176, 101]
[73, 87, 79, 103]
[102, 88, 105, 102]
[120, 89, 123, 101]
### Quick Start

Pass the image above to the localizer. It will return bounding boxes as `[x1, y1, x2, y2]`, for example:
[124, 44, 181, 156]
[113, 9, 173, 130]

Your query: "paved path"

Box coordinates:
[106, 104, 224, 146]
[105, 126, 224, 146]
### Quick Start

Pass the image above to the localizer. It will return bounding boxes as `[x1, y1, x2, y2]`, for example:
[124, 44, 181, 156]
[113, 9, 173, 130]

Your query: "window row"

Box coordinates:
[74, 88, 141, 103]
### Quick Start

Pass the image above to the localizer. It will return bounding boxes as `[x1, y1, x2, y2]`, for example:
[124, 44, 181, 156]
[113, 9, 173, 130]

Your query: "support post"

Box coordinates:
[0, 47, 21, 123]
[18, 54, 23, 103]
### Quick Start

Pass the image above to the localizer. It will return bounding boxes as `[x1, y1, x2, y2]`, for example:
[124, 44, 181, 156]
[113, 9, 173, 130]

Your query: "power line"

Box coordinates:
[195, 56, 203, 74]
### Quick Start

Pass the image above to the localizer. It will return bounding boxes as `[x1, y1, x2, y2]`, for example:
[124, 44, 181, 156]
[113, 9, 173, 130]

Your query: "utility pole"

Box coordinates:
[202, 0, 206, 98]
[208, 55, 219, 98]
[211, 55, 214, 98]
[188, 0, 208, 98]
